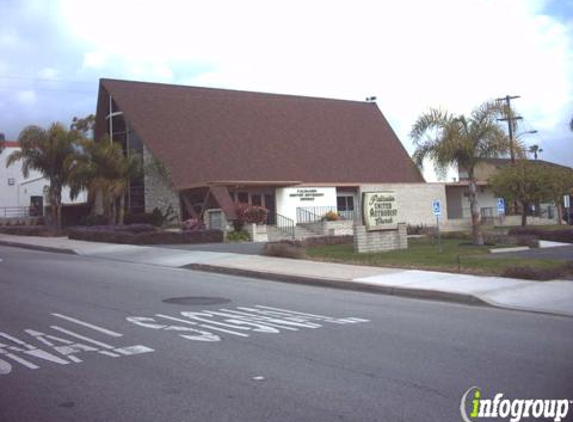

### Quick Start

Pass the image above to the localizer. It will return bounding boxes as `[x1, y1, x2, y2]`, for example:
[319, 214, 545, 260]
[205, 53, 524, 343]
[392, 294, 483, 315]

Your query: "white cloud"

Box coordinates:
[16, 90, 37, 105]
[56, 0, 573, 169]
[37, 67, 59, 79]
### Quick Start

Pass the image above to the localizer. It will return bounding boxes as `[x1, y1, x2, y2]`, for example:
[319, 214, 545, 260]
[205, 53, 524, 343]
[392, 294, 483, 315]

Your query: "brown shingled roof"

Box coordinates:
[96, 79, 424, 190]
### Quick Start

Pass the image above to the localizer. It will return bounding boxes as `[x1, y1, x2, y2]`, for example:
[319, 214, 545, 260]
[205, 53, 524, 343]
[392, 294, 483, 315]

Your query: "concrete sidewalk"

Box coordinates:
[1, 233, 572, 318]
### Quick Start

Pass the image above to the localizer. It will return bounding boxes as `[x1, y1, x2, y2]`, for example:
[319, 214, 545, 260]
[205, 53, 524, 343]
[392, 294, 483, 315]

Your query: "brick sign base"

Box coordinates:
[353, 223, 408, 254]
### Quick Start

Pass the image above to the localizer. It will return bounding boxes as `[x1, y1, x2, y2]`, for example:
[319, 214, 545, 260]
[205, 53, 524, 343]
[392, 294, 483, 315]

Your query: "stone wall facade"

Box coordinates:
[354, 223, 408, 253]
[143, 146, 181, 224]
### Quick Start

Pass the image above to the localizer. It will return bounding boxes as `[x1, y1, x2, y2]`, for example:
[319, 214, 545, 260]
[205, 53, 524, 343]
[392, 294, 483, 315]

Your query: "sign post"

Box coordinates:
[497, 198, 505, 225]
[432, 199, 442, 253]
[564, 195, 571, 225]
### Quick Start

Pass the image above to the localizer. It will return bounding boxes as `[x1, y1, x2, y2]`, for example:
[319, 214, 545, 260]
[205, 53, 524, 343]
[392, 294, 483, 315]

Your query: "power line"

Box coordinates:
[496, 95, 522, 164]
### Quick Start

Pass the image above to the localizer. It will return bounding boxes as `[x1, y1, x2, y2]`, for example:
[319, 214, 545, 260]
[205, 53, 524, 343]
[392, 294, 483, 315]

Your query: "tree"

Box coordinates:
[6, 123, 84, 231]
[410, 101, 512, 245]
[70, 114, 96, 139]
[69, 137, 141, 224]
[489, 161, 557, 226]
[528, 144, 543, 160]
[544, 166, 573, 225]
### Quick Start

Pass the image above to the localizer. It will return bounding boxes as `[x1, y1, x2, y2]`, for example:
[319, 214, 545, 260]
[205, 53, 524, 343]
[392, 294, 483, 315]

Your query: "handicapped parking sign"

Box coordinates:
[432, 199, 441, 217]
[497, 198, 505, 214]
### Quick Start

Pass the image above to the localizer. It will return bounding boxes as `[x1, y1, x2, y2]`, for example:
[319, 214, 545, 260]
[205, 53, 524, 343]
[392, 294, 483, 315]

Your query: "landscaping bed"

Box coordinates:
[67, 225, 223, 245]
[0, 225, 57, 237]
[507, 226, 573, 243]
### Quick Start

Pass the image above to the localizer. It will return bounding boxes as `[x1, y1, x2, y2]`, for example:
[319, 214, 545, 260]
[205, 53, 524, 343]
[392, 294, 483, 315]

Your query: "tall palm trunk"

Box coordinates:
[467, 170, 484, 245]
[118, 194, 126, 225]
[49, 183, 63, 232]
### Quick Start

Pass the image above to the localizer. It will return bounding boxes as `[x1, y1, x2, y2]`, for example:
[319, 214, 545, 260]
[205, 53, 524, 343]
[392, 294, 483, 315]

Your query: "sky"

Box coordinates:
[0, 0, 572, 181]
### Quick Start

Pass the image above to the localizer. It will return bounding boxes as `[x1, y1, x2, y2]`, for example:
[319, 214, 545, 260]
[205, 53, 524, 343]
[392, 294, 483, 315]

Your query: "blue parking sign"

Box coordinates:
[432, 199, 441, 217]
[497, 198, 505, 214]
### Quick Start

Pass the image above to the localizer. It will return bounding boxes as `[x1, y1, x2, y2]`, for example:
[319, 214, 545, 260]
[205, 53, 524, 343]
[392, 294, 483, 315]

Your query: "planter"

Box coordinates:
[245, 223, 268, 242]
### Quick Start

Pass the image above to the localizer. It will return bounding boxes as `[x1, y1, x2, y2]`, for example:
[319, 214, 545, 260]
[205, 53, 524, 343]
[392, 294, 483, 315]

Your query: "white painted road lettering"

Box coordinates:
[0, 314, 154, 376]
[1, 306, 368, 376]
[51, 313, 124, 337]
[128, 305, 370, 342]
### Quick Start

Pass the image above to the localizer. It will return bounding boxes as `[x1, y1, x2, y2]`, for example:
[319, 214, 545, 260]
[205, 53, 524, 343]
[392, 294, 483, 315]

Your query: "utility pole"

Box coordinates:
[496, 95, 523, 163]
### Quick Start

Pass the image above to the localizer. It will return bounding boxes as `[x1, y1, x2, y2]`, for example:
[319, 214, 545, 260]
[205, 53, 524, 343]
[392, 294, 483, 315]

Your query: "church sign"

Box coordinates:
[362, 191, 399, 231]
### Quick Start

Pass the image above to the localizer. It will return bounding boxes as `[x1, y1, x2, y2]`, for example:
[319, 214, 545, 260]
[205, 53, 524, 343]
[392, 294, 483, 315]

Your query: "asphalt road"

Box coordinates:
[0, 245, 572, 422]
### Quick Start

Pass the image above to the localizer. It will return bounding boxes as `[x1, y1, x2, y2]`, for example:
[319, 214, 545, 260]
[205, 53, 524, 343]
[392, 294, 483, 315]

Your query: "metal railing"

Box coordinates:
[296, 207, 324, 224]
[275, 212, 295, 239]
[0, 206, 32, 218]
[296, 206, 359, 223]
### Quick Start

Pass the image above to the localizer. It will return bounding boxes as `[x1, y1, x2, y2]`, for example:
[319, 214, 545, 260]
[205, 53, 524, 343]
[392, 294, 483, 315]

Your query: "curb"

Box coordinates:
[0, 240, 77, 255]
[185, 263, 491, 307]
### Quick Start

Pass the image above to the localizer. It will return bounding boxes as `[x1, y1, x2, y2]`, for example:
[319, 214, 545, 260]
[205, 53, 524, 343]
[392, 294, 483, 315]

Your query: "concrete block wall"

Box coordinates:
[354, 223, 408, 253]
[143, 146, 181, 224]
[245, 223, 269, 242]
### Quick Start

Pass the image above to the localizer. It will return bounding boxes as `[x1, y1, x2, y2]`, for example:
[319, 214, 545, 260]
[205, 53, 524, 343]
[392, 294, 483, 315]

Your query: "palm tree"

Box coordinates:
[7, 123, 83, 232]
[410, 101, 512, 245]
[528, 144, 543, 160]
[69, 138, 141, 224]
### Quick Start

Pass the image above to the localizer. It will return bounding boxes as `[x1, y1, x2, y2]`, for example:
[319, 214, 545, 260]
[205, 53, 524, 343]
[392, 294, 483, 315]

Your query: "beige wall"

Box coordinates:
[359, 183, 447, 226]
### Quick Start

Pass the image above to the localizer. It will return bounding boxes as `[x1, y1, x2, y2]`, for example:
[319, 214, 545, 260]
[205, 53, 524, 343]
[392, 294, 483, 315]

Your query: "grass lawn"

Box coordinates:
[306, 237, 567, 276]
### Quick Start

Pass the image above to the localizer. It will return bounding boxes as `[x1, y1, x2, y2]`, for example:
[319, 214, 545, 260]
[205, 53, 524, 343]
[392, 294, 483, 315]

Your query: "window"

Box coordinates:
[238, 192, 249, 203]
[337, 196, 354, 212]
[7, 178, 15, 186]
[251, 194, 262, 206]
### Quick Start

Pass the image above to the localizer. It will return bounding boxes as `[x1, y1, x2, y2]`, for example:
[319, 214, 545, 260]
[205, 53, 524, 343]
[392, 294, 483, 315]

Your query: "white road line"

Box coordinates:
[51, 313, 123, 337]
[49, 326, 116, 349]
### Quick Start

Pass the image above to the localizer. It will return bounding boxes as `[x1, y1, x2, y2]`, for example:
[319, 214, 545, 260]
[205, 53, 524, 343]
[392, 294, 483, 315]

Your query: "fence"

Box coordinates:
[296, 206, 359, 224]
[0, 206, 32, 218]
[275, 212, 295, 239]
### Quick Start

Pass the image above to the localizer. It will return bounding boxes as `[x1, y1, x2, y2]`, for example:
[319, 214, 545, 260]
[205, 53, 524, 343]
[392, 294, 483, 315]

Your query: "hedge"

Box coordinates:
[0, 226, 57, 237]
[67, 227, 224, 245]
[508, 227, 573, 243]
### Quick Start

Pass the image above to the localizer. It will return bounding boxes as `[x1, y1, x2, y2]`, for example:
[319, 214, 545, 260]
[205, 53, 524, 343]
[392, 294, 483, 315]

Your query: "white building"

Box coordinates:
[0, 140, 86, 217]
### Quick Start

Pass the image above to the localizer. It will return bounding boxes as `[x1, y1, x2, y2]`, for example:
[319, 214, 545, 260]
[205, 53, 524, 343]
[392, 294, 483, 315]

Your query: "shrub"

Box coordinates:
[482, 233, 539, 248]
[508, 227, 573, 243]
[406, 224, 426, 235]
[124, 211, 163, 227]
[181, 218, 205, 231]
[501, 266, 565, 281]
[227, 231, 250, 242]
[262, 242, 306, 259]
[0, 225, 57, 236]
[235, 203, 269, 226]
[67, 227, 223, 245]
[322, 211, 339, 221]
[80, 214, 110, 226]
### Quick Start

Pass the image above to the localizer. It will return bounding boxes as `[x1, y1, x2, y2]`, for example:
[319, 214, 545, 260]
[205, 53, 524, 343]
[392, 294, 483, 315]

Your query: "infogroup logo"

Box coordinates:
[460, 386, 571, 422]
